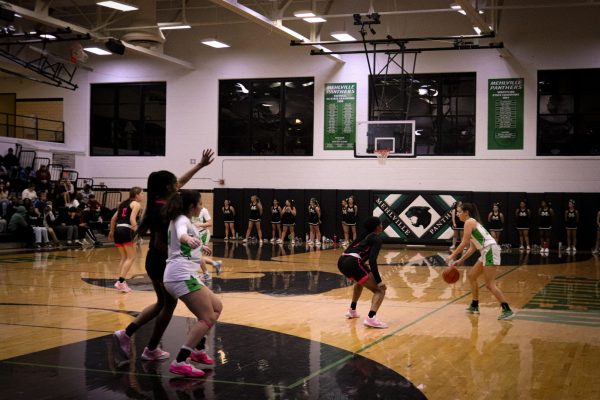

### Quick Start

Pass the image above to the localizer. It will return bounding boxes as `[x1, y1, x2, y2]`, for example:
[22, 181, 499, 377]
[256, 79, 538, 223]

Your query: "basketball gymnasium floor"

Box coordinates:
[1, 241, 599, 399]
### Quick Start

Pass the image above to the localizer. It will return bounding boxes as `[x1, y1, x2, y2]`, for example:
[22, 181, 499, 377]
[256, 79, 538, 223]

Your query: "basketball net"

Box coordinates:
[375, 149, 390, 163]
[70, 43, 89, 64]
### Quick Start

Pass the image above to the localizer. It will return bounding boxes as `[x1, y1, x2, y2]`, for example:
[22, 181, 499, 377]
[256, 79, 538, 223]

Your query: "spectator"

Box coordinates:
[78, 184, 93, 205]
[21, 182, 38, 202]
[41, 202, 60, 246]
[3, 148, 19, 169]
[35, 165, 51, 193]
[27, 207, 49, 249]
[5, 196, 19, 221]
[8, 206, 33, 246]
[0, 163, 8, 182]
[0, 179, 9, 217]
[33, 191, 49, 210]
[55, 177, 74, 207]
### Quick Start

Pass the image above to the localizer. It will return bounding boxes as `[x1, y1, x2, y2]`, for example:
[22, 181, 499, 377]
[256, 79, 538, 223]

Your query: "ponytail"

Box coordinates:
[162, 190, 200, 222]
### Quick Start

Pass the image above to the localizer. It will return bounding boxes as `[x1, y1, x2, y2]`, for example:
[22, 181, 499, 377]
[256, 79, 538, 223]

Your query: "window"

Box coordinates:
[90, 82, 166, 156]
[369, 73, 476, 156]
[537, 69, 600, 156]
[219, 78, 314, 156]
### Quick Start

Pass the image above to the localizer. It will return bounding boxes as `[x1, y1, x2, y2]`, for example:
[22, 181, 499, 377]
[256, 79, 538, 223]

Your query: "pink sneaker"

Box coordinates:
[190, 350, 215, 368]
[113, 329, 131, 355]
[345, 308, 360, 319]
[114, 281, 132, 293]
[141, 346, 170, 361]
[363, 317, 388, 329]
[169, 360, 205, 377]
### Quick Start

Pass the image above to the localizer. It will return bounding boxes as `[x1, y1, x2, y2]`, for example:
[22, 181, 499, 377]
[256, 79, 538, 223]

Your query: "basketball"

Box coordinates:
[442, 267, 460, 284]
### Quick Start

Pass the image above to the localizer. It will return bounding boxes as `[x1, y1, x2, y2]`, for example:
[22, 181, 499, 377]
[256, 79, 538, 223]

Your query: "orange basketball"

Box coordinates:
[442, 267, 460, 284]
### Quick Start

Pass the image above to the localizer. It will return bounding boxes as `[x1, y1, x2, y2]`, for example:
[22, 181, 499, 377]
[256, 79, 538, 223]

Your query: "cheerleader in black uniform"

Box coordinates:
[109, 187, 143, 293]
[341, 199, 349, 245]
[594, 210, 600, 254]
[279, 199, 296, 244]
[307, 198, 322, 246]
[515, 200, 531, 251]
[487, 203, 504, 244]
[270, 199, 282, 243]
[222, 199, 236, 240]
[346, 196, 358, 243]
[564, 199, 579, 252]
[243, 195, 263, 243]
[538, 200, 554, 255]
[450, 201, 464, 250]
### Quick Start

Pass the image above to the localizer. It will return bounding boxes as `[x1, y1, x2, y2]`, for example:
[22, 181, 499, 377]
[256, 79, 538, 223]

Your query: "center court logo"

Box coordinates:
[373, 193, 462, 241]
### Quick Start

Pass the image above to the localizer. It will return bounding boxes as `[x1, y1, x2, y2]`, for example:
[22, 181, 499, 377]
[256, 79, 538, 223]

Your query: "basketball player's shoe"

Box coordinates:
[465, 305, 480, 314]
[498, 309, 514, 320]
[114, 281, 132, 293]
[169, 360, 205, 377]
[345, 308, 360, 319]
[141, 346, 170, 361]
[113, 329, 131, 355]
[363, 317, 388, 328]
[213, 261, 222, 275]
[190, 350, 215, 368]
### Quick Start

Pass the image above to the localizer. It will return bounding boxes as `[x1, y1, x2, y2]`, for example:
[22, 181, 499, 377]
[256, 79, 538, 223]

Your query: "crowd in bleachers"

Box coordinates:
[0, 147, 114, 249]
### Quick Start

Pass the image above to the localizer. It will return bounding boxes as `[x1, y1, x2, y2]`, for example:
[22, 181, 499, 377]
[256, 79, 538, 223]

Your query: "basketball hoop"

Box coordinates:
[375, 149, 390, 160]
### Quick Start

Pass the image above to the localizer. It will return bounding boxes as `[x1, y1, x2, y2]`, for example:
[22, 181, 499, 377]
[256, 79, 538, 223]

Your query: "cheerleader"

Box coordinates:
[243, 195, 263, 243]
[109, 187, 143, 293]
[450, 201, 464, 250]
[564, 199, 579, 253]
[307, 198, 322, 246]
[515, 200, 531, 251]
[270, 199, 282, 243]
[341, 199, 349, 245]
[346, 196, 358, 243]
[538, 200, 554, 255]
[487, 203, 504, 244]
[222, 200, 236, 240]
[278, 199, 296, 244]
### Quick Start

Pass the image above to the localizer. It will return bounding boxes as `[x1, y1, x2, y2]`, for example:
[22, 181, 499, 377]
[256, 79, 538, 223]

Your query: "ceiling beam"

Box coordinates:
[3, 2, 195, 69]
[207, 0, 343, 63]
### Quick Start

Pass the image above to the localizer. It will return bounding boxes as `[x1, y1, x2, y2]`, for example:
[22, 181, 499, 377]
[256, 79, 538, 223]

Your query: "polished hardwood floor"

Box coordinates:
[1, 240, 599, 399]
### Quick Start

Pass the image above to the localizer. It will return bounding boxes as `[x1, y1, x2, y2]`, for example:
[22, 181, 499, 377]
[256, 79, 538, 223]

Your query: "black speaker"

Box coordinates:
[0, 7, 15, 22]
[105, 38, 125, 55]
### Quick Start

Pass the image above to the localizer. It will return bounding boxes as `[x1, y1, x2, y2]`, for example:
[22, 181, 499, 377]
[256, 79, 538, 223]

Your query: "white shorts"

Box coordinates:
[480, 244, 501, 267]
[164, 275, 205, 298]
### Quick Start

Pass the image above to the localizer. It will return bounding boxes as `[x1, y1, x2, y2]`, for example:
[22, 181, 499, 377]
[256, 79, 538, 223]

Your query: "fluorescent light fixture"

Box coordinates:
[458, 9, 466, 15]
[330, 31, 356, 41]
[304, 17, 326, 23]
[302, 81, 314, 87]
[450, 4, 466, 15]
[201, 39, 230, 48]
[84, 46, 112, 55]
[473, 26, 482, 34]
[39, 34, 56, 39]
[14, 13, 22, 18]
[293, 10, 315, 18]
[97, 1, 138, 12]
[158, 23, 191, 30]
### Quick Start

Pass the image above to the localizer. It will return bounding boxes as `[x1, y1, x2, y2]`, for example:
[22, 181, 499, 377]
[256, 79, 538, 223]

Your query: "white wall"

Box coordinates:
[1, 6, 599, 193]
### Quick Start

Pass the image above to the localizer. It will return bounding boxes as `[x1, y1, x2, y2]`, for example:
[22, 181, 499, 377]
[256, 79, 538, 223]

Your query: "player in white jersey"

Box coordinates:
[163, 190, 222, 378]
[191, 201, 222, 281]
[445, 202, 513, 320]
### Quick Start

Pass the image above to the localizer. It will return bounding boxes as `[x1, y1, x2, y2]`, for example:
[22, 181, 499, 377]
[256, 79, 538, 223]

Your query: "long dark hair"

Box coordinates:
[163, 190, 201, 222]
[460, 202, 481, 222]
[138, 170, 177, 234]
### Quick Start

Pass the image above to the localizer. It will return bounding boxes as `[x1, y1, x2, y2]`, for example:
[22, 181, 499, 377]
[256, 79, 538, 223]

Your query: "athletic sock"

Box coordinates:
[501, 302, 511, 311]
[195, 337, 206, 351]
[368, 311, 376, 318]
[118, 277, 125, 283]
[350, 302, 357, 310]
[176, 346, 193, 363]
[125, 322, 138, 337]
[471, 300, 479, 308]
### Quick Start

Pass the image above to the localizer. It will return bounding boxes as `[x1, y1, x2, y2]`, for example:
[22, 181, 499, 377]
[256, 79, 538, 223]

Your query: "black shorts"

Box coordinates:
[145, 248, 167, 281]
[337, 255, 369, 284]
[114, 226, 134, 246]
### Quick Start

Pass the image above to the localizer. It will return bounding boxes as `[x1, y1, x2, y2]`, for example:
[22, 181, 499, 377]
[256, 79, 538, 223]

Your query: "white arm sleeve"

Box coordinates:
[175, 216, 190, 240]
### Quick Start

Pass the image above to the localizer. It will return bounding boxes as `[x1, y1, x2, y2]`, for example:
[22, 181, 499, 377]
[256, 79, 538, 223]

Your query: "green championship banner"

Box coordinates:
[324, 83, 356, 150]
[488, 78, 524, 149]
[373, 193, 465, 243]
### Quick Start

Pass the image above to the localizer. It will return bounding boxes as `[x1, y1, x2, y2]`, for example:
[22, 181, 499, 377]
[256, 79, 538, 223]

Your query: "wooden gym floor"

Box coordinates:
[0, 241, 599, 399]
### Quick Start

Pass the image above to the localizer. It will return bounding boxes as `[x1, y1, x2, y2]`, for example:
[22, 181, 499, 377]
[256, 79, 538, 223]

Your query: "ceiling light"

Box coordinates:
[158, 23, 191, 30]
[201, 39, 229, 48]
[304, 17, 326, 23]
[450, 3, 466, 15]
[84, 47, 112, 55]
[473, 26, 482, 35]
[457, 9, 467, 15]
[39, 34, 56, 40]
[96, 1, 138, 12]
[330, 31, 356, 41]
[293, 10, 315, 18]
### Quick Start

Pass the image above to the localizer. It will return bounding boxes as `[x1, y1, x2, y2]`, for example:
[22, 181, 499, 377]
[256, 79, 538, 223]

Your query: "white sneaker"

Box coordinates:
[270, 238, 275, 243]
[315, 241, 321, 246]
[276, 238, 282, 244]
[566, 247, 572, 252]
[572, 247, 577, 253]
[202, 272, 212, 281]
[449, 245, 456, 251]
